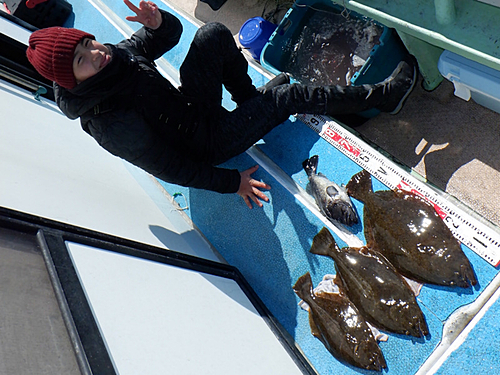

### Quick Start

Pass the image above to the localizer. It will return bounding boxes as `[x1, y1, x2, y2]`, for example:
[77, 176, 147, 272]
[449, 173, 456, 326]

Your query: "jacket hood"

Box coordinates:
[55, 44, 139, 119]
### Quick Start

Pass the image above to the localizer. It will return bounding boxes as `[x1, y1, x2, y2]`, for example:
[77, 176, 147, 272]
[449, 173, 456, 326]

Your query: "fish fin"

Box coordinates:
[293, 272, 314, 303]
[309, 312, 322, 339]
[346, 170, 372, 203]
[302, 155, 319, 177]
[294, 273, 324, 339]
[310, 227, 338, 257]
[363, 208, 376, 247]
[401, 275, 423, 296]
[333, 270, 348, 295]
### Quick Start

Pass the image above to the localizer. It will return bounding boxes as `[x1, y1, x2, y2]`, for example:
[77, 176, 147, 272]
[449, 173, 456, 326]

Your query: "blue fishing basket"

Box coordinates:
[260, 0, 409, 117]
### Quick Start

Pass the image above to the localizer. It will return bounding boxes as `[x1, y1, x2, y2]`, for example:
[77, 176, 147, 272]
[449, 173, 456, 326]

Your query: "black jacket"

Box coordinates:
[55, 10, 241, 194]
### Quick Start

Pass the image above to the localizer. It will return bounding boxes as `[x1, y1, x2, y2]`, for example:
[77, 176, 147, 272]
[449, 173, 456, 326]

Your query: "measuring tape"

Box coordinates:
[297, 113, 500, 267]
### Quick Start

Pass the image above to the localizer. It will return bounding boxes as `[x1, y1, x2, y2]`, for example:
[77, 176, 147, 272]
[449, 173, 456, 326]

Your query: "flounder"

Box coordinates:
[302, 155, 358, 226]
[311, 227, 429, 337]
[346, 170, 477, 287]
[293, 272, 386, 371]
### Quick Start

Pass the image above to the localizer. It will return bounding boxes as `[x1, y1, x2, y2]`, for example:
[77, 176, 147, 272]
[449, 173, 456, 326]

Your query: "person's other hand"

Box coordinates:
[124, 0, 162, 30]
[237, 165, 271, 209]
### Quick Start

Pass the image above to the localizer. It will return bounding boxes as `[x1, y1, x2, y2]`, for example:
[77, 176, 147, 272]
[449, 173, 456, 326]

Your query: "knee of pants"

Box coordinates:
[193, 22, 235, 53]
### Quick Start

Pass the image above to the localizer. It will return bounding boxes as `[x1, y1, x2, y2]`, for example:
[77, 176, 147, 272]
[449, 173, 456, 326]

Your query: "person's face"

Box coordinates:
[72, 38, 111, 83]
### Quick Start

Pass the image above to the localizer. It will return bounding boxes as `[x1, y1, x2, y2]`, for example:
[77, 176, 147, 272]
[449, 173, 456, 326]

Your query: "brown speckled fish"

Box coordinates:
[310, 228, 429, 338]
[293, 272, 386, 371]
[346, 170, 477, 288]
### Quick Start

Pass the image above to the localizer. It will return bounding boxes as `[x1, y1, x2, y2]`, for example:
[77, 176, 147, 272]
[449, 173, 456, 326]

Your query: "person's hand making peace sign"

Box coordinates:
[124, 0, 163, 30]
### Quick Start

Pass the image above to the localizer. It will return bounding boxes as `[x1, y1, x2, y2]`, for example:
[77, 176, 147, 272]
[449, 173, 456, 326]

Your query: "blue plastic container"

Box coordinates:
[438, 50, 500, 114]
[260, 0, 409, 117]
[239, 17, 277, 61]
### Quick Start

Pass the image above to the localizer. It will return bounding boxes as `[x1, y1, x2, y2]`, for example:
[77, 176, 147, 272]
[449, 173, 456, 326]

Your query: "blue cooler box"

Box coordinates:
[438, 50, 500, 114]
[260, 0, 408, 117]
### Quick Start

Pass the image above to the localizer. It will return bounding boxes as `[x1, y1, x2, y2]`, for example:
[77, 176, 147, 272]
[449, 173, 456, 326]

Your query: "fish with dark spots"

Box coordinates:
[293, 272, 387, 371]
[302, 155, 358, 226]
[346, 170, 477, 287]
[310, 227, 429, 337]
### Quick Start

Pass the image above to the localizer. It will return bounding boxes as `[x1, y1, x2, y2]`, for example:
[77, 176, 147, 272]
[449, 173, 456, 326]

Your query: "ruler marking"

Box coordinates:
[297, 114, 500, 266]
[473, 237, 487, 248]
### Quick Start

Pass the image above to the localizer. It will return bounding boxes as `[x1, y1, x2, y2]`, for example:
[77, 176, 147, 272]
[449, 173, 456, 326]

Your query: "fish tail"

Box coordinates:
[310, 227, 339, 257]
[293, 272, 314, 303]
[302, 155, 319, 177]
[346, 170, 372, 203]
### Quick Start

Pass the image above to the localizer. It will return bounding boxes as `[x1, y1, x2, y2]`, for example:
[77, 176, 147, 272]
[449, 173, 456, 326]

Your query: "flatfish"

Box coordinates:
[310, 227, 429, 337]
[346, 170, 477, 287]
[293, 272, 387, 371]
[303, 155, 358, 226]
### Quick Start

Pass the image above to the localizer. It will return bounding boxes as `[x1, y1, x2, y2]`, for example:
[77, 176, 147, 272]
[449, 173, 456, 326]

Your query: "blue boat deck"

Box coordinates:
[64, 1, 500, 373]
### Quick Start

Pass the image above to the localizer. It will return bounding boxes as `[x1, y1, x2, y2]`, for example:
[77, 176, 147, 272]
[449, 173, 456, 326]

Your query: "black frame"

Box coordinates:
[0, 206, 316, 374]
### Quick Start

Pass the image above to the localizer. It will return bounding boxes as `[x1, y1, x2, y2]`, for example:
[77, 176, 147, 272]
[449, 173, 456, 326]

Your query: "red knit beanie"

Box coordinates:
[26, 27, 95, 89]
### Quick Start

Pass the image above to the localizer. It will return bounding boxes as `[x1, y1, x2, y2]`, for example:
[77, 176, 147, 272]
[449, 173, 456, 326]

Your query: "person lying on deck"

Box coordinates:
[26, 0, 417, 209]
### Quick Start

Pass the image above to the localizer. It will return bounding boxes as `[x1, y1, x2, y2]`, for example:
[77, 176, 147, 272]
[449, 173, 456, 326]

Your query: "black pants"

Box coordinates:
[179, 22, 382, 165]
